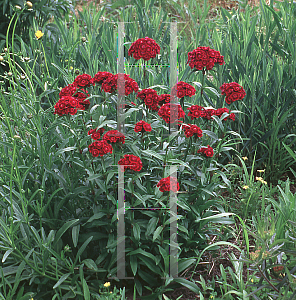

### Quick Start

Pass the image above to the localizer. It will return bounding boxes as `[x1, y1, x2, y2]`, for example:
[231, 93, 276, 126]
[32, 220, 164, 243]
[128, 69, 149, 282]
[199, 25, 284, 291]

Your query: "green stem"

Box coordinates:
[40, 42, 50, 79]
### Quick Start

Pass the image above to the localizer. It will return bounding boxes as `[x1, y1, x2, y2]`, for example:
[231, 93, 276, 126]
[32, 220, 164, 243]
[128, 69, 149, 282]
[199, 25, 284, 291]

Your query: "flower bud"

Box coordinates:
[15, 5, 22, 10]
[4, 48, 8, 52]
[24, 57, 30, 62]
[0, 56, 3, 62]
[81, 37, 87, 42]
[20, 74, 26, 80]
[26, 1, 33, 8]
[7, 72, 13, 77]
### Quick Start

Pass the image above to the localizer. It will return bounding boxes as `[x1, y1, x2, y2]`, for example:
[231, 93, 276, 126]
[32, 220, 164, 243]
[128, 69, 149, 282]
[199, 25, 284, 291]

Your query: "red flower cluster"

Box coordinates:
[88, 127, 105, 140]
[54, 96, 87, 116]
[73, 74, 92, 88]
[183, 124, 203, 138]
[58, 83, 90, 109]
[101, 73, 139, 96]
[91, 71, 113, 86]
[137, 88, 160, 111]
[103, 130, 125, 144]
[273, 266, 284, 273]
[88, 140, 113, 157]
[134, 120, 152, 133]
[197, 145, 214, 158]
[187, 46, 225, 71]
[158, 94, 170, 106]
[128, 37, 160, 61]
[158, 103, 185, 124]
[187, 105, 235, 121]
[171, 81, 196, 98]
[187, 105, 205, 120]
[118, 154, 143, 172]
[157, 176, 180, 193]
[220, 82, 246, 104]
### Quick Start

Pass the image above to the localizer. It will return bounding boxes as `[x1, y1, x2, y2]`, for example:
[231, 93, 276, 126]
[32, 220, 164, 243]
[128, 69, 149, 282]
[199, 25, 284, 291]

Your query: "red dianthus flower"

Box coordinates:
[128, 37, 160, 61]
[118, 154, 143, 172]
[187, 46, 225, 71]
[183, 124, 203, 138]
[101, 73, 139, 96]
[171, 81, 196, 98]
[73, 74, 92, 88]
[87, 127, 105, 140]
[134, 120, 152, 133]
[88, 139, 113, 157]
[158, 103, 185, 124]
[103, 130, 125, 144]
[157, 176, 180, 193]
[91, 71, 113, 86]
[220, 82, 246, 104]
[137, 88, 160, 111]
[197, 145, 214, 158]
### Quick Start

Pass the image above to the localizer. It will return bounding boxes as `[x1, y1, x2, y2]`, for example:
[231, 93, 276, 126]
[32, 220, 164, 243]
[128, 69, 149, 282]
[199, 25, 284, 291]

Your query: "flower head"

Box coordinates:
[73, 74, 92, 88]
[158, 103, 185, 124]
[187, 46, 225, 71]
[101, 73, 139, 96]
[183, 124, 203, 139]
[242, 185, 249, 190]
[35, 30, 44, 40]
[88, 140, 113, 157]
[157, 176, 180, 193]
[88, 127, 105, 140]
[91, 71, 113, 86]
[242, 157, 248, 161]
[171, 81, 196, 98]
[118, 154, 143, 172]
[197, 145, 214, 158]
[128, 37, 160, 61]
[137, 88, 159, 111]
[104, 282, 111, 288]
[103, 130, 125, 144]
[220, 82, 246, 105]
[134, 120, 152, 133]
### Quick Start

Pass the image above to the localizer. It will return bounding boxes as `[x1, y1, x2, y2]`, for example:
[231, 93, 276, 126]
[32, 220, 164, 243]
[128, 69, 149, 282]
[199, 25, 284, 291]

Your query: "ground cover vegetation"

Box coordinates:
[0, 0, 296, 299]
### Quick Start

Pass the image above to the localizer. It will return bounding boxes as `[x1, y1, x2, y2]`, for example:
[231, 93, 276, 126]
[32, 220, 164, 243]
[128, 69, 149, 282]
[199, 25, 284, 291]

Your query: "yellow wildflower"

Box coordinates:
[243, 185, 249, 190]
[70, 66, 73, 70]
[250, 278, 253, 283]
[257, 169, 265, 173]
[0, 56, 3, 62]
[242, 157, 248, 161]
[35, 30, 44, 40]
[256, 177, 263, 181]
[104, 282, 110, 288]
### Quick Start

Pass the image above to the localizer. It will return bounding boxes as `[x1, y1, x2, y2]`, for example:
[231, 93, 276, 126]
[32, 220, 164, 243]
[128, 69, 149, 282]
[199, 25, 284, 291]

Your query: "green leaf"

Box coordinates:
[145, 217, 158, 238]
[82, 259, 99, 271]
[153, 226, 163, 242]
[53, 219, 79, 249]
[72, 225, 80, 248]
[178, 258, 196, 273]
[53, 273, 71, 289]
[173, 278, 201, 293]
[82, 278, 90, 300]
[74, 236, 94, 266]
[2, 249, 13, 263]
[132, 222, 141, 241]
[142, 150, 164, 161]
[85, 212, 106, 224]
[130, 255, 138, 276]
